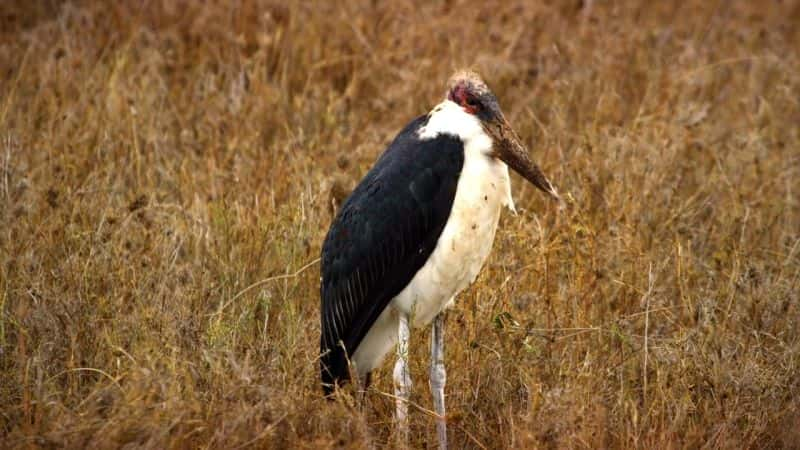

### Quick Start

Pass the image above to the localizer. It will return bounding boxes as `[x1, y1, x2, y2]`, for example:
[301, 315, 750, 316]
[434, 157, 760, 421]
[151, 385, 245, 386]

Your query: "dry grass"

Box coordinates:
[2, 1, 799, 448]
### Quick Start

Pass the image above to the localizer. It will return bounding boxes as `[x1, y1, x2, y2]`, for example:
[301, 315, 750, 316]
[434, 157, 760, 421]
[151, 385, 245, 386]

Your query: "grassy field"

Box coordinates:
[2, 1, 799, 448]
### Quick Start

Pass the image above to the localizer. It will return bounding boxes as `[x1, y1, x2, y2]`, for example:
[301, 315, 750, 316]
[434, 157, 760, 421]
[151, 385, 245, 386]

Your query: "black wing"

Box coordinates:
[320, 115, 464, 393]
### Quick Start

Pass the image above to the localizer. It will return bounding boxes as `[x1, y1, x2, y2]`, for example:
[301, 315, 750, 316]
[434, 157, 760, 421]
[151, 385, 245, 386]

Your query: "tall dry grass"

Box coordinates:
[1, 1, 799, 448]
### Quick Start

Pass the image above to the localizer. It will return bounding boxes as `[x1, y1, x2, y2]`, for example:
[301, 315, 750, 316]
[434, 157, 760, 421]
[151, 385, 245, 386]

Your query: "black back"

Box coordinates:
[320, 115, 464, 394]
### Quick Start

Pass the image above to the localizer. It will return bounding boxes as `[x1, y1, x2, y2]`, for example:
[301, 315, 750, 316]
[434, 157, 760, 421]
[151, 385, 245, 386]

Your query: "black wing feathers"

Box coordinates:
[320, 116, 464, 393]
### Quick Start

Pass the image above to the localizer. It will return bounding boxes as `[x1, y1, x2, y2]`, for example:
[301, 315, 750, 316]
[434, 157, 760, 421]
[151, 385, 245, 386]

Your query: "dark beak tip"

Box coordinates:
[494, 121, 563, 208]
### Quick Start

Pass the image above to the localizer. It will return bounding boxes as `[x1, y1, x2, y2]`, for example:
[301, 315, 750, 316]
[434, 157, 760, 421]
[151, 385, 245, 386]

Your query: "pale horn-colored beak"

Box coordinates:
[487, 115, 561, 201]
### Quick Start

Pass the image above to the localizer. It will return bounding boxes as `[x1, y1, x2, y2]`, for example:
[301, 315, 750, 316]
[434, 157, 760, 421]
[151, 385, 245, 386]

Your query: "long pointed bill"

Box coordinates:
[488, 117, 561, 201]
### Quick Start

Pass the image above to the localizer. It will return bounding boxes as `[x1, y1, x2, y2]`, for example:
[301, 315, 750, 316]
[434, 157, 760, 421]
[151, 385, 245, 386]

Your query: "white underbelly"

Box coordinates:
[351, 154, 514, 375]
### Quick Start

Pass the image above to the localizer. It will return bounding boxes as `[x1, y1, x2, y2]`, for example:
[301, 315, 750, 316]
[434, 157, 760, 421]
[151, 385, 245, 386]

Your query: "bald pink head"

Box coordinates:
[443, 70, 560, 202]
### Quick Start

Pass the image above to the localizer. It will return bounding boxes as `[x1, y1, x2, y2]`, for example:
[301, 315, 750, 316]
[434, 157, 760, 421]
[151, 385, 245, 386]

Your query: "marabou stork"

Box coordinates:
[320, 70, 560, 448]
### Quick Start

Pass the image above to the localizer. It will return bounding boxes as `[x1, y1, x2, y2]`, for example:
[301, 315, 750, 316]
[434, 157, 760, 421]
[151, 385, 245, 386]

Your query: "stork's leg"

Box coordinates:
[357, 371, 371, 406]
[357, 371, 375, 448]
[393, 312, 412, 442]
[430, 313, 447, 450]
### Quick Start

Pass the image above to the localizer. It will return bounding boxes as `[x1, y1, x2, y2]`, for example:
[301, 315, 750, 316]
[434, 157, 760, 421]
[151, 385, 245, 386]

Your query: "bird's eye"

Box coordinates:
[464, 96, 480, 111]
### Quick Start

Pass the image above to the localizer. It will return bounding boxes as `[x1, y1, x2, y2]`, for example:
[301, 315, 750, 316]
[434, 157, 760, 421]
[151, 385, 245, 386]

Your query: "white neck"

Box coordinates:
[417, 101, 490, 154]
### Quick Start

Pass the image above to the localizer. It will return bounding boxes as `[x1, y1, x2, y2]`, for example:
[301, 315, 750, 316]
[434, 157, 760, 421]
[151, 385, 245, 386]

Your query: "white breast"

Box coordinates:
[352, 101, 514, 375]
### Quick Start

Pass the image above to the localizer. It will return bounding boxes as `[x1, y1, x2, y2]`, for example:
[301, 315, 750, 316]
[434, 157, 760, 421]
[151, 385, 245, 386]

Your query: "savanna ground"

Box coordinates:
[1, 1, 799, 448]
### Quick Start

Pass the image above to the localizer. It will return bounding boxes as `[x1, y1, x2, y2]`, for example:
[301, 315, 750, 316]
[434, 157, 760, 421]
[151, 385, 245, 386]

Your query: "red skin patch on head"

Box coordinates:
[448, 83, 478, 114]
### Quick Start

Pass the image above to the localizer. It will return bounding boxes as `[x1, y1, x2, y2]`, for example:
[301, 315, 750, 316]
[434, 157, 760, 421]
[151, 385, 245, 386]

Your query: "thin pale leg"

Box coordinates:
[357, 372, 374, 448]
[357, 372, 371, 407]
[393, 313, 412, 443]
[430, 313, 447, 450]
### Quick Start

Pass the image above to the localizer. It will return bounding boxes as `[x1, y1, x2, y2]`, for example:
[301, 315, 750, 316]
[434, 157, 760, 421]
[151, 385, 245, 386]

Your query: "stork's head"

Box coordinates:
[446, 70, 560, 201]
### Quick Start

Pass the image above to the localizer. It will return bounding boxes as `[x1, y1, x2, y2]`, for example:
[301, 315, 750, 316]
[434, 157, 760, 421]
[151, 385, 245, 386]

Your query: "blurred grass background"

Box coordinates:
[1, 0, 799, 448]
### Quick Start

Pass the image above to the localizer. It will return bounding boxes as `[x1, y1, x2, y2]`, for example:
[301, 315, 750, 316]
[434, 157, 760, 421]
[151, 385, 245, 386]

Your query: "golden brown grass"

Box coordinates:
[2, 1, 799, 448]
